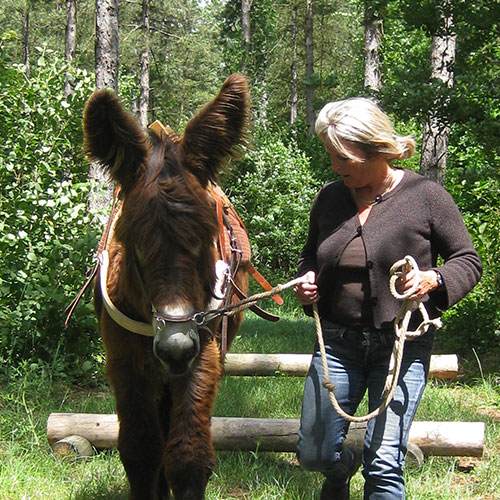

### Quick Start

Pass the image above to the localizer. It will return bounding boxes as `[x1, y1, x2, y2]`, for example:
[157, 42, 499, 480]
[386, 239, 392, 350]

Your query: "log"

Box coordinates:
[224, 353, 458, 379]
[47, 413, 484, 457]
[52, 434, 94, 458]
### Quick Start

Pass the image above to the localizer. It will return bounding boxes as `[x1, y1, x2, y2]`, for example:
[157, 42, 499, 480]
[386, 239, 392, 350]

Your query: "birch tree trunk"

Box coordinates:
[305, 0, 315, 134]
[64, 0, 78, 97]
[289, 2, 298, 126]
[88, 0, 119, 226]
[420, 0, 456, 185]
[95, 0, 119, 91]
[241, 0, 251, 74]
[22, 6, 30, 78]
[364, 0, 383, 92]
[137, 0, 150, 127]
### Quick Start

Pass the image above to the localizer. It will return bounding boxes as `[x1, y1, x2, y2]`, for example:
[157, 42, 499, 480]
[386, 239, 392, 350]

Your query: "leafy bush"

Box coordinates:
[0, 49, 98, 366]
[439, 147, 500, 356]
[221, 131, 320, 286]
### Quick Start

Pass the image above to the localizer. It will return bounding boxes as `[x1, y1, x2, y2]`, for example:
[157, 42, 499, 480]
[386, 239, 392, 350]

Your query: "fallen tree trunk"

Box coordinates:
[47, 413, 484, 457]
[223, 353, 458, 379]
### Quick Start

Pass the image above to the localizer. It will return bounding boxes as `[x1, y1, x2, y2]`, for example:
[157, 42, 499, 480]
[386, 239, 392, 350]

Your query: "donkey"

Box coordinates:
[83, 74, 250, 499]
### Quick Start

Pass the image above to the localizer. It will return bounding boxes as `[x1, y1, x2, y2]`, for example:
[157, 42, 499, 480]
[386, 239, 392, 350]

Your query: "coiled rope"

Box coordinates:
[316, 255, 442, 423]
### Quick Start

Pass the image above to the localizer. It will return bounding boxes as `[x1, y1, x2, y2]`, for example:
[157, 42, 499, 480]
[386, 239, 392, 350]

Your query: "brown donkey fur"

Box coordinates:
[84, 74, 250, 500]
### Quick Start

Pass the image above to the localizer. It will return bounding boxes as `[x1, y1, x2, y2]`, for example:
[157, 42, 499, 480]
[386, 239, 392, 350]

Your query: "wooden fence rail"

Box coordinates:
[47, 413, 485, 457]
[224, 353, 458, 379]
[47, 352, 484, 459]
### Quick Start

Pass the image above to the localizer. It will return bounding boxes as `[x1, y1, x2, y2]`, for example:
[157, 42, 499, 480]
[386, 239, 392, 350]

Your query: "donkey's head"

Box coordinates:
[83, 75, 249, 374]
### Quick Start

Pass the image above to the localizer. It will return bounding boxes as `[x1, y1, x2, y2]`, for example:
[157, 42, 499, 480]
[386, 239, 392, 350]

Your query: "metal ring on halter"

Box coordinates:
[192, 312, 207, 326]
[154, 315, 166, 332]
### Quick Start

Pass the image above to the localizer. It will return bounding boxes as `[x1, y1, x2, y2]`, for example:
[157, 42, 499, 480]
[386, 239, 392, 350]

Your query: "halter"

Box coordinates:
[97, 243, 237, 338]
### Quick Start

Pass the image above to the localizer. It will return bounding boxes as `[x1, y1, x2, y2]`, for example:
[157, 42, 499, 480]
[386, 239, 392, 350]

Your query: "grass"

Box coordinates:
[0, 313, 499, 499]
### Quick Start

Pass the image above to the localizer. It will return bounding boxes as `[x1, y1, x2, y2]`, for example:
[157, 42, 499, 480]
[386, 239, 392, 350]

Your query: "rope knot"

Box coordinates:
[389, 255, 419, 300]
[322, 380, 336, 392]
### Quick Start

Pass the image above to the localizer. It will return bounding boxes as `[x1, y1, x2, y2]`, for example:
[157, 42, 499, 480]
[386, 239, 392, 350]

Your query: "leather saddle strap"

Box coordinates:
[248, 264, 284, 306]
[64, 263, 99, 327]
[64, 187, 121, 327]
[215, 198, 228, 261]
[232, 280, 280, 322]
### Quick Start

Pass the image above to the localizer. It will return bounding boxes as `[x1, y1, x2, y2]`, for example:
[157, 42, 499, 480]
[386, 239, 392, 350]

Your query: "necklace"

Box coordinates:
[350, 171, 398, 207]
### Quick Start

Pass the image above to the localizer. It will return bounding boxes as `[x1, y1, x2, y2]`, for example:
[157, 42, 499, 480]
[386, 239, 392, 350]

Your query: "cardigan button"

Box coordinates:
[367, 260, 373, 269]
[370, 297, 378, 306]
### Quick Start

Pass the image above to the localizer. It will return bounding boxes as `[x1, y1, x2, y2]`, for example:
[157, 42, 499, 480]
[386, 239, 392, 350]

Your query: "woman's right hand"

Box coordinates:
[294, 271, 319, 305]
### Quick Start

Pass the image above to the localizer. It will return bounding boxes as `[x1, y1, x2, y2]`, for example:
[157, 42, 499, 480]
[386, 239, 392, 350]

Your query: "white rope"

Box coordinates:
[317, 255, 442, 423]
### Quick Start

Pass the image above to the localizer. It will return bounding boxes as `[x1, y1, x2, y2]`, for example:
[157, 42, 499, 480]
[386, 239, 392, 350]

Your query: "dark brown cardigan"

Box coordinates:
[297, 169, 482, 329]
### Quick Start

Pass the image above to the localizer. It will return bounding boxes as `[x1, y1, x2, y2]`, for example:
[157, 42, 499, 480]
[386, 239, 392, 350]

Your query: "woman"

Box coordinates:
[294, 97, 481, 500]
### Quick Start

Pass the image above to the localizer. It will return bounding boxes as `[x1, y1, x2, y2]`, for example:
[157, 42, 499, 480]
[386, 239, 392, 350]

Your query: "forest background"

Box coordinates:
[0, 0, 499, 376]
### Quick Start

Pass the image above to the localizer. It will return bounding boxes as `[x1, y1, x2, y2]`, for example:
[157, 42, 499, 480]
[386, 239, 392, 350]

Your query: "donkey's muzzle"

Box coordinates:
[153, 320, 200, 374]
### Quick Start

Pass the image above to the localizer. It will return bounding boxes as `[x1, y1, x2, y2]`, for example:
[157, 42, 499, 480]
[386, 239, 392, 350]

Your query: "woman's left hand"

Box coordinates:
[396, 269, 440, 300]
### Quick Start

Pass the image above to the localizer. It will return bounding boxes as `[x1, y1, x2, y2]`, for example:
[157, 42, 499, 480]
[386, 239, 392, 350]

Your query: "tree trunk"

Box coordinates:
[138, 0, 150, 127]
[22, 7, 30, 78]
[241, 0, 251, 73]
[420, 0, 456, 185]
[95, 0, 119, 91]
[89, 0, 120, 227]
[305, 0, 315, 134]
[64, 0, 78, 97]
[363, 0, 383, 92]
[289, 2, 298, 126]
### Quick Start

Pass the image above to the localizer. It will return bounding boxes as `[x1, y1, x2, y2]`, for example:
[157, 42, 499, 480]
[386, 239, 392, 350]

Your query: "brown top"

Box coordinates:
[326, 235, 373, 327]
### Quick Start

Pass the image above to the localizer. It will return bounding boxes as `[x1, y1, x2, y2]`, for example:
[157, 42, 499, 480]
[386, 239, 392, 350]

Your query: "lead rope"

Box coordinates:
[316, 255, 442, 423]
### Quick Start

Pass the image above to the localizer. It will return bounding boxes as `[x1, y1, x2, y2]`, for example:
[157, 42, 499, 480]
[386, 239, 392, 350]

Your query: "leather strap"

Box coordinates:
[248, 264, 284, 306]
[64, 264, 99, 327]
[232, 281, 280, 322]
[64, 187, 121, 327]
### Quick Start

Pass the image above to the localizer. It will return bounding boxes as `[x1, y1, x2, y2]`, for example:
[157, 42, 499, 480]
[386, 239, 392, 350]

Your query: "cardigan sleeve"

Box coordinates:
[429, 185, 482, 311]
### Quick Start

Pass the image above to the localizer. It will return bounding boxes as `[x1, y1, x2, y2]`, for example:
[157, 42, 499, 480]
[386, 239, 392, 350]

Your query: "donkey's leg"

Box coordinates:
[107, 356, 168, 500]
[164, 338, 222, 500]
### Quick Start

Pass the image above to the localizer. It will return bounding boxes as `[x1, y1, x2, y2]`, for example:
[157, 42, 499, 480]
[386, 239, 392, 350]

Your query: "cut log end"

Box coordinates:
[51, 434, 94, 459]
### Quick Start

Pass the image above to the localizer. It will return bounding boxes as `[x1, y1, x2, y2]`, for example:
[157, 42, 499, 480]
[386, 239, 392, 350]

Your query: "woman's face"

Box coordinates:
[324, 138, 379, 189]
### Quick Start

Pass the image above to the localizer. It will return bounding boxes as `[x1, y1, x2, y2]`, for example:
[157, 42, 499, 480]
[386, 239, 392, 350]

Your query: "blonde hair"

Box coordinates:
[315, 97, 415, 162]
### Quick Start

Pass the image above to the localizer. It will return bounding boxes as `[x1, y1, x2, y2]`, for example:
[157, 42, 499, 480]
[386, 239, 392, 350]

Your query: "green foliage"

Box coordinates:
[439, 145, 500, 355]
[221, 130, 320, 283]
[0, 48, 98, 365]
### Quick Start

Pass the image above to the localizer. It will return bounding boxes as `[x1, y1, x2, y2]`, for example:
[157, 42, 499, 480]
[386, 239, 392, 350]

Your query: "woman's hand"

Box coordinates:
[396, 268, 440, 300]
[294, 271, 319, 305]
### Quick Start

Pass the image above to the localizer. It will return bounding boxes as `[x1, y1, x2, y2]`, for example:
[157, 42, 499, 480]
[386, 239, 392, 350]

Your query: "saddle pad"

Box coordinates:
[223, 205, 251, 266]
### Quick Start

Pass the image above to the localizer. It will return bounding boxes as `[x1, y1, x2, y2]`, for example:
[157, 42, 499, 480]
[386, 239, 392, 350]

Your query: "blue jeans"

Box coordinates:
[296, 320, 434, 499]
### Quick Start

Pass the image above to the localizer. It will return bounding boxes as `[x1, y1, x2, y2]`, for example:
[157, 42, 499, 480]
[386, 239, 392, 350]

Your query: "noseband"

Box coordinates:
[99, 249, 232, 337]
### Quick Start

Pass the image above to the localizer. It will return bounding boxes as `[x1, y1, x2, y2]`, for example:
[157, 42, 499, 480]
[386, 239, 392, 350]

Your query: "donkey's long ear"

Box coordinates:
[83, 89, 150, 192]
[180, 74, 250, 186]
